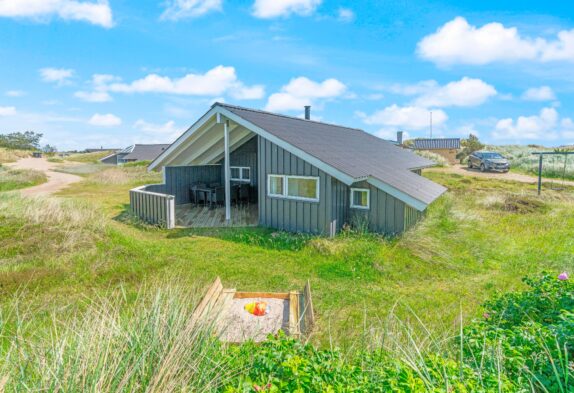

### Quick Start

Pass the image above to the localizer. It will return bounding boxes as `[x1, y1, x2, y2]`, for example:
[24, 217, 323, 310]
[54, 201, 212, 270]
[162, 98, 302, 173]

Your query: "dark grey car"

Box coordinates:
[468, 151, 510, 172]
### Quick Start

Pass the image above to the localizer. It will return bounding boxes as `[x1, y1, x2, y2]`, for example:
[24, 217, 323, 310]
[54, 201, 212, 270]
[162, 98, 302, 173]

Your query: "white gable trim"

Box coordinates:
[366, 177, 427, 212]
[148, 106, 220, 171]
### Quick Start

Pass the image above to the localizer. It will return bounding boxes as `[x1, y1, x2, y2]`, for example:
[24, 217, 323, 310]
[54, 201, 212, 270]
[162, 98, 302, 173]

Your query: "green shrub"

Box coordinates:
[464, 273, 574, 392]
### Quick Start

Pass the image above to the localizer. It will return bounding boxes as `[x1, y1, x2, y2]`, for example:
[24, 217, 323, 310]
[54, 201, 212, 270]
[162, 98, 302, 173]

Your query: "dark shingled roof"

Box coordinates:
[218, 103, 446, 207]
[413, 138, 461, 150]
[122, 144, 171, 161]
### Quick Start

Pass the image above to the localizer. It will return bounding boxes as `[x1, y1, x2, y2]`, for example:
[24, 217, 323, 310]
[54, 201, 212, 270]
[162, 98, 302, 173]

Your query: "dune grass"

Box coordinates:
[1, 165, 572, 348]
[0, 147, 30, 164]
[0, 166, 47, 191]
[66, 150, 115, 163]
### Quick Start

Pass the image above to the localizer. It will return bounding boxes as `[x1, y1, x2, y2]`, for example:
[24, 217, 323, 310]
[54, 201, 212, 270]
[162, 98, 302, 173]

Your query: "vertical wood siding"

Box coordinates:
[258, 136, 332, 234]
[129, 185, 175, 229]
[164, 165, 222, 205]
[403, 205, 423, 231]
[347, 181, 411, 235]
[219, 136, 258, 187]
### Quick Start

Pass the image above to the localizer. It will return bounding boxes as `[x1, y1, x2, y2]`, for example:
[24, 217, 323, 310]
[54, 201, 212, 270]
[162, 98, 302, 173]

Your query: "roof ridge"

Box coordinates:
[214, 102, 367, 133]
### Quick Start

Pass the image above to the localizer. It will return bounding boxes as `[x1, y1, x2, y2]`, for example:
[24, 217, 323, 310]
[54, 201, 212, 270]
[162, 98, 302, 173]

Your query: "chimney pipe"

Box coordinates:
[397, 131, 403, 145]
[304, 106, 311, 120]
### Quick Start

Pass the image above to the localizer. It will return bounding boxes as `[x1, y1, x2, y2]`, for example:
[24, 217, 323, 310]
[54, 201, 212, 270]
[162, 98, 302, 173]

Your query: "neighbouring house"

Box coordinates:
[413, 138, 461, 164]
[100, 144, 170, 165]
[130, 103, 446, 235]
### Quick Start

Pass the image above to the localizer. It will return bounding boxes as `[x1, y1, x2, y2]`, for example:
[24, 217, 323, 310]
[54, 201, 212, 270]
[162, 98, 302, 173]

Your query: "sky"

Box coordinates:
[1, 0, 574, 150]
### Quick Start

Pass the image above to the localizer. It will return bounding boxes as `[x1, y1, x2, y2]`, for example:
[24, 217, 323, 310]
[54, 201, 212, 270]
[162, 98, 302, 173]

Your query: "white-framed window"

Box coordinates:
[267, 174, 320, 202]
[268, 175, 285, 197]
[350, 188, 370, 209]
[230, 166, 251, 182]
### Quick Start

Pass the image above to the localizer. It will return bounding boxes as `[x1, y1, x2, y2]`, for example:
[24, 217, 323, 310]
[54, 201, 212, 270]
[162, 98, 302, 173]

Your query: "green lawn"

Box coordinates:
[1, 165, 573, 346]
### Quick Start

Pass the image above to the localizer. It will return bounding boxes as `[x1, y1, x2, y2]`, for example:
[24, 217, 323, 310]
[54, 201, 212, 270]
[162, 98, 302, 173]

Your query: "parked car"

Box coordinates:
[468, 151, 510, 172]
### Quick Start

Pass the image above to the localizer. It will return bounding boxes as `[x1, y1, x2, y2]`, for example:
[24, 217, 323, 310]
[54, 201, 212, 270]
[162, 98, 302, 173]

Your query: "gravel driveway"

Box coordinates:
[429, 164, 574, 186]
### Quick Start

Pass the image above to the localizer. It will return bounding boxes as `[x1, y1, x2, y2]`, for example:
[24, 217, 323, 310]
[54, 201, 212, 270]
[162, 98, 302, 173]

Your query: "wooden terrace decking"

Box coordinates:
[175, 203, 258, 228]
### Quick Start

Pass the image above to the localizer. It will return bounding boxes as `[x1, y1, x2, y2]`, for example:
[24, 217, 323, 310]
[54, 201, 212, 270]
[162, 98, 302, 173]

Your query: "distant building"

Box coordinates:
[84, 148, 120, 153]
[413, 138, 461, 164]
[100, 144, 171, 165]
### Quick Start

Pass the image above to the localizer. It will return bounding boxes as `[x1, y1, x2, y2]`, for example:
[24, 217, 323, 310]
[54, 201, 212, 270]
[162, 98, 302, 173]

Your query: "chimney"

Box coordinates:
[304, 105, 311, 120]
[397, 131, 403, 145]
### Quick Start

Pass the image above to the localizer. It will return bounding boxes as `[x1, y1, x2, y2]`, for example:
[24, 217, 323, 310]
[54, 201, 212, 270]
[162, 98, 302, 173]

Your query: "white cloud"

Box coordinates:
[387, 80, 437, 96]
[337, 7, 354, 23]
[0, 106, 17, 116]
[413, 77, 497, 107]
[0, 0, 113, 28]
[133, 119, 183, 141]
[252, 0, 321, 19]
[417, 16, 574, 66]
[521, 86, 556, 101]
[493, 107, 559, 140]
[88, 113, 121, 127]
[74, 91, 112, 102]
[360, 105, 447, 130]
[40, 67, 74, 85]
[5, 90, 26, 97]
[265, 76, 347, 112]
[160, 0, 221, 21]
[105, 65, 263, 99]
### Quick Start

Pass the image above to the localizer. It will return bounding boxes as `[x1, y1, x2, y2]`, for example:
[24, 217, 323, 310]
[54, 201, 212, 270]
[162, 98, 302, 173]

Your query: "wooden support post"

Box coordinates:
[224, 120, 231, 222]
[537, 154, 543, 195]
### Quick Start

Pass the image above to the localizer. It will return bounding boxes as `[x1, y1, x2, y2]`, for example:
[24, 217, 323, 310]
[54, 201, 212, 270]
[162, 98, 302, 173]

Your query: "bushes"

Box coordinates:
[464, 273, 573, 392]
[222, 273, 573, 392]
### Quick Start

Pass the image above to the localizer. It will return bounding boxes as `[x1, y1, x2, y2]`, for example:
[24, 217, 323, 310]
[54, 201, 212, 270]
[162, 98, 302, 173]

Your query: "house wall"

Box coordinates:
[257, 135, 423, 235]
[347, 181, 411, 234]
[164, 165, 222, 205]
[257, 135, 333, 234]
[100, 154, 118, 165]
[422, 148, 458, 164]
[219, 136, 258, 186]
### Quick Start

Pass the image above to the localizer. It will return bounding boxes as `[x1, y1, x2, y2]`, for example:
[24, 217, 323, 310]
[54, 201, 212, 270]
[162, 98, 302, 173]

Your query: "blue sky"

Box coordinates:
[1, 0, 574, 150]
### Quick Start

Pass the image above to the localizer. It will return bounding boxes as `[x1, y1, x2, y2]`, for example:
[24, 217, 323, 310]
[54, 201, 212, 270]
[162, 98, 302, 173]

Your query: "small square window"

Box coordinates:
[231, 166, 250, 182]
[350, 188, 369, 209]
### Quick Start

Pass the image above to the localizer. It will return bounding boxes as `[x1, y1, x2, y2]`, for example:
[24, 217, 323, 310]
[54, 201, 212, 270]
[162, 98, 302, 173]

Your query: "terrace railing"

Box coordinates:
[129, 184, 175, 229]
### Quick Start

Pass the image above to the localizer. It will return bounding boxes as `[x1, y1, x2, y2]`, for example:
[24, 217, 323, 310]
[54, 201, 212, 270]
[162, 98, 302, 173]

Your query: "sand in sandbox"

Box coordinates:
[217, 297, 289, 342]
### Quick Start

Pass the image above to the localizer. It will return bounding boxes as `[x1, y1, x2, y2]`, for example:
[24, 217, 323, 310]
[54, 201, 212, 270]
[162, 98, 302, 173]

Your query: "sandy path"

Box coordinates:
[429, 164, 574, 187]
[5, 157, 82, 196]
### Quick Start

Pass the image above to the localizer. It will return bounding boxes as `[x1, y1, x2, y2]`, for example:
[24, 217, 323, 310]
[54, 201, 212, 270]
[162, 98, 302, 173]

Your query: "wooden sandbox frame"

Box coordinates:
[191, 277, 315, 342]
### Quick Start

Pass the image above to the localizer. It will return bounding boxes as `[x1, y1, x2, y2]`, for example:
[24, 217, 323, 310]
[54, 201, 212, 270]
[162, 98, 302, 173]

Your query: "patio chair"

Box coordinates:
[208, 186, 225, 208]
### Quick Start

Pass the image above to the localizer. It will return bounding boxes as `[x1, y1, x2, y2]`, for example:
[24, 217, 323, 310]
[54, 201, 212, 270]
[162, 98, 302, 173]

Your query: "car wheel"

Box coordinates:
[480, 163, 486, 172]
[468, 160, 473, 169]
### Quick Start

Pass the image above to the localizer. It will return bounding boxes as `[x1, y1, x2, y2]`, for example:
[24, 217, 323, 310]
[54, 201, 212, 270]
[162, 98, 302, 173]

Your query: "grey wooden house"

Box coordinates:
[130, 103, 446, 235]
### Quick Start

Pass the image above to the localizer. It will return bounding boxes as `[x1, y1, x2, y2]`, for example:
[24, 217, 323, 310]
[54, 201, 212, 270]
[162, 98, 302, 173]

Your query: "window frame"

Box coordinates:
[267, 174, 320, 202]
[267, 174, 285, 197]
[350, 187, 370, 210]
[230, 166, 251, 182]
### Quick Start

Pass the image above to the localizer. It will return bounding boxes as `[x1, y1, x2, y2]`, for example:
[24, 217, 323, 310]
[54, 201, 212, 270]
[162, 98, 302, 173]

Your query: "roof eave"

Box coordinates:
[366, 177, 429, 212]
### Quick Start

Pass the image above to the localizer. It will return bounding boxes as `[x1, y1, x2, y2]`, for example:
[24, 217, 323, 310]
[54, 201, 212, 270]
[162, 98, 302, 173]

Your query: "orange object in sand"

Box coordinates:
[244, 301, 268, 316]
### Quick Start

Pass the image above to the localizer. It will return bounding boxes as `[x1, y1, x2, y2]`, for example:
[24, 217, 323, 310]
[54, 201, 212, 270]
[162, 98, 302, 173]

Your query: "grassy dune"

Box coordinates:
[0, 166, 47, 191]
[0, 147, 30, 164]
[1, 166, 572, 345]
[0, 165, 572, 390]
[66, 150, 115, 163]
